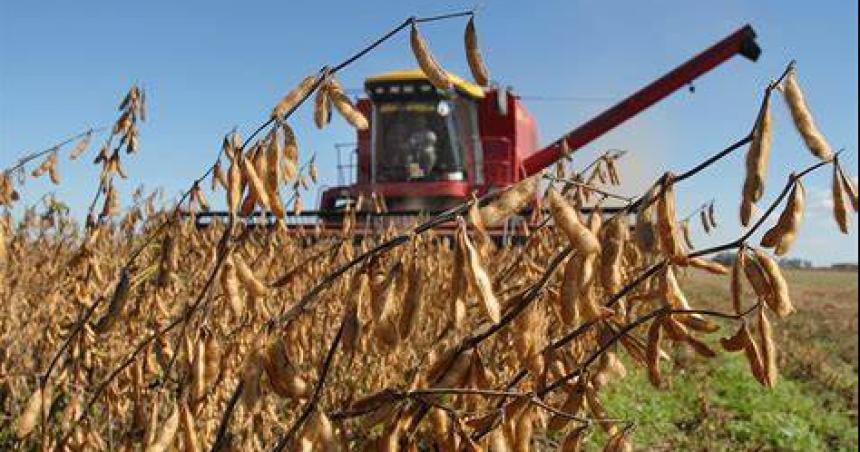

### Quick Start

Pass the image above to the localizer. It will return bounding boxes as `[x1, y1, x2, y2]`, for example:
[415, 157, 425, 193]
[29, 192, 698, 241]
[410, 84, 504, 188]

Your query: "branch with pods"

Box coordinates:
[3, 9, 858, 452]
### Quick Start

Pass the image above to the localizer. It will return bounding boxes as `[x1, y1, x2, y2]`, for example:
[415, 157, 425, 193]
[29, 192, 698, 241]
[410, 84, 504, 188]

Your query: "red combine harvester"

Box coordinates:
[200, 25, 760, 236]
[318, 25, 759, 232]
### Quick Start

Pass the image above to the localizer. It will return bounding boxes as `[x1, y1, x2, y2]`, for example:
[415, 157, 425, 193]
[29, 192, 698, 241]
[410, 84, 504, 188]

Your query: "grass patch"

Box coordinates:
[587, 350, 858, 451]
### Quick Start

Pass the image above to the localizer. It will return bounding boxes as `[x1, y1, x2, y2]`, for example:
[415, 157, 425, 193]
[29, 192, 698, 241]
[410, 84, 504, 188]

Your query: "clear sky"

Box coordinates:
[1, 0, 857, 265]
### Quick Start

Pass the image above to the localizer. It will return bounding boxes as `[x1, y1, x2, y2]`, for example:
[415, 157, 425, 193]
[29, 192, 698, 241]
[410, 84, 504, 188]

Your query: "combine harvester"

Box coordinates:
[198, 25, 761, 238]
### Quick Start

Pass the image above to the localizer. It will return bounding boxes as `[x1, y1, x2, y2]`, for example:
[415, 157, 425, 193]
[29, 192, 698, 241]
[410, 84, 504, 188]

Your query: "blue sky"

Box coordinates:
[1, 1, 857, 264]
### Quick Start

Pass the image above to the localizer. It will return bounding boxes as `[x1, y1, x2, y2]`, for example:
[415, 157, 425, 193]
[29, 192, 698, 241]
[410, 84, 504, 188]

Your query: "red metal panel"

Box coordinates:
[482, 137, 514, 189]
[477, 90, 515, 141]
[357, 181, 472, 198]
[477, 89, 521, 190]
[319, 181, 473, 207]
[522, 25, 759, 175]
[511, 97, 539, 181]
[356, 99, 373, 184]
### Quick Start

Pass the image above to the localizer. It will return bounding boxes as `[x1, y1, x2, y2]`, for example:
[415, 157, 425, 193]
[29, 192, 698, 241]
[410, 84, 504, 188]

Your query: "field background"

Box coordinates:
[590, 269, 858, 451]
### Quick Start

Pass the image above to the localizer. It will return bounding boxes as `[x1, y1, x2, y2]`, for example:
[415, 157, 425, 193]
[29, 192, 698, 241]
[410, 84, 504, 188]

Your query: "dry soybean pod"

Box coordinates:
[560, 425, 590, 451]
[574, 254, 610, 322]
[203, 330, 221, 388]
[241, 152, 273, 213]
[226, 146, 243, 218]
[836, 161, 859, 212]
[757, 307, 778, 388]
[190, 336, 206, 402]
[211, 159, 227, 191]
[731, 246, 746, 315]
[681, 219, 695, 251]
[265, 134, 286, 219]
[282, 122, 300, 164]
[309, 158, 319, 183]
[327, 77, 369, 131]
[93, 269, 131, 334]
[832, 159, 850, 234]
[604, 426, 635, 452]
[480, 174, 538, 226]
[772, 177, 806, 256]
[271, 74, 317, 120]
[233, 253, 269, 298]
[646, 317, 663, 388]
[656, 173, 686, 261]
[15, 385, 52, 439]
[752, 248, 794, 318]
[547, 188, 601, 255]
[314, 81, 332, 130]
[760, 176, 805, 255]
[410, 21, 452, 90]
[47, 153, 61, 184]
[558, 254, 580, 326]
[720, 321, 750, 353]
[707, 201, 718, 228]
[634, 183, 661, 254]
[782, 66, 834, 161]
[661, 266, 698, 319]
[547, 380, 586, 431]
[0, 222, 7, 267]
[700, 209, 711, 234]
[464, 16, 490, 86]
[179, 398, 201, 452]
[145, 402, 179, 452]
[399, 258, 424, 339]
[220, 255, 244, 316]
[587, 206, 604, 236]
[432, 349, 473, 389]
[720, 320, 767, 386]
[459, 219, 501, 323]
[742, 249, 775, 307]
[606, 156, 622, 186]
[31, 151, 55, 178]
[599, 214, 627, 294]
[685, 257, 729, 275]
[262, 339, 309, 399]
[70, 131, 94, 160]
[744, 331, 768, 386]
[741, 89, 774, 226]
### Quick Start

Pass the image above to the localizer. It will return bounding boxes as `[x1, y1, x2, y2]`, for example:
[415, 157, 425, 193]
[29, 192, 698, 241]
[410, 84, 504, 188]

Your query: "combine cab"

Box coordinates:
[320, 70, 538, 214]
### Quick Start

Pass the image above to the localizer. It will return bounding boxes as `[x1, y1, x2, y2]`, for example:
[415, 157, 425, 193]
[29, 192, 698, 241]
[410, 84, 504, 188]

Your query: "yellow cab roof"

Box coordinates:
[365, 69, 485, 99]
